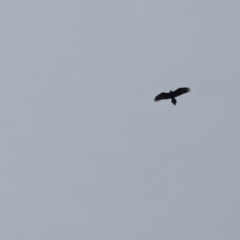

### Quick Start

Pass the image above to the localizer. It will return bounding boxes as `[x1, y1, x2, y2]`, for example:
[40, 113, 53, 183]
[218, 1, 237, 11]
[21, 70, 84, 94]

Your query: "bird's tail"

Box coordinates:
[171, 98, 177, 105]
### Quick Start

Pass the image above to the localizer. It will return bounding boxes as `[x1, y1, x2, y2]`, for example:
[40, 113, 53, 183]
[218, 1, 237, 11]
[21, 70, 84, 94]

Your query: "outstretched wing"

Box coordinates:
[154, 92, 170, 102]
[172, 87, 190, 97]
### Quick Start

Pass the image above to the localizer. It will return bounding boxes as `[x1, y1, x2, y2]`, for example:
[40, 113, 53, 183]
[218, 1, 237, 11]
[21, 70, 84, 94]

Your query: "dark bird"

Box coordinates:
[154, 87, 190, 105]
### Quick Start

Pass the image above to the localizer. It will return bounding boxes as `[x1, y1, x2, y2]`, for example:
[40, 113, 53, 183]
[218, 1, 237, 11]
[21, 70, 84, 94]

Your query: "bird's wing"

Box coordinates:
[154, 92, 170, 101]
[172, 87, 190, 97]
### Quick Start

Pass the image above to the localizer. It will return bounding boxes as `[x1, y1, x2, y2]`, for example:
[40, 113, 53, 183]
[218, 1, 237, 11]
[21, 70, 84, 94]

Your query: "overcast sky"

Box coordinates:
[1, 1, 240, 239]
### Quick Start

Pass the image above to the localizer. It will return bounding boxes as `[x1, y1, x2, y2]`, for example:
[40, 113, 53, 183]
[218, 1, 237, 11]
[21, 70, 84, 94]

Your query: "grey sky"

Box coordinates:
[1, 1, 240, 239]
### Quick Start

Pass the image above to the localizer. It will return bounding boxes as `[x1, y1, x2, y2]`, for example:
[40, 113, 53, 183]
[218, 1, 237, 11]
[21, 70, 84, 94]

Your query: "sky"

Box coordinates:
[1, 1, 240, 239]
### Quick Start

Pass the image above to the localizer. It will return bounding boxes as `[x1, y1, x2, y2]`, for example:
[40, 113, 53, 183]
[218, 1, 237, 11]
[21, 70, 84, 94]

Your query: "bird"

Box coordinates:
[154, 87, 190, 105]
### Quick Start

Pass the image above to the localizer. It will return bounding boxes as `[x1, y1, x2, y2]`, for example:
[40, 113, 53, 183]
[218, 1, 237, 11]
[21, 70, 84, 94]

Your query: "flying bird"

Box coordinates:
[154, 87, 190, 105]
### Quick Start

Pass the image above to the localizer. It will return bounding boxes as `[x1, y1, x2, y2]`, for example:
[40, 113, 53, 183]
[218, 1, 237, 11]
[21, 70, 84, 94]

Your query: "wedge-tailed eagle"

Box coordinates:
[154, 87, 190, 105]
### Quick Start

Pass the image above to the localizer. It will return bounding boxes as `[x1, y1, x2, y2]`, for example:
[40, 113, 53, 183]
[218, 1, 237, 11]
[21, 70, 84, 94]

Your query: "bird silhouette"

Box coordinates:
[154, 87, 190, 105]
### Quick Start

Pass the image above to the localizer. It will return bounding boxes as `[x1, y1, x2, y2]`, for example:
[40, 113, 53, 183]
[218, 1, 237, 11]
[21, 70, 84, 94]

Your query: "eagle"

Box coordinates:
[154, 87, 190, 105]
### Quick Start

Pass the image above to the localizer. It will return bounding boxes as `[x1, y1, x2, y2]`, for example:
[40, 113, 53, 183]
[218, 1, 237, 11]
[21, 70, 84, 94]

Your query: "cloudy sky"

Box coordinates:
[1, 1, 240, 239]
